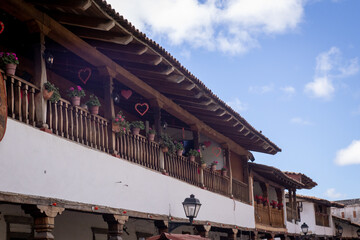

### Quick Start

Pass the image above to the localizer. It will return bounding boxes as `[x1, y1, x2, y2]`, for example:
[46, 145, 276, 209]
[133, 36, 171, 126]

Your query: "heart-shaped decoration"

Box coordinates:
[0, 22, 4, 34]
[121, 90, 132, 100]
[135, 103, 149, 116]
[212, 147, 222, 157]
[78, 67, 92, 84]
[204, 141, 212, 148]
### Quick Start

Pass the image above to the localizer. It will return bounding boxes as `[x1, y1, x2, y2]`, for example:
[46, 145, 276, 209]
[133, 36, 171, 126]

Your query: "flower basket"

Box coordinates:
[1, 52, 19, 75]
[86, 94, 101, 114]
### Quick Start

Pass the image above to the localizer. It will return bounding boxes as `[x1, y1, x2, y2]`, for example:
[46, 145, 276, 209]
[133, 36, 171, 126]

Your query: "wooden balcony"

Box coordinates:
[255, 203, 285, 228]
[1, 70, 250, 204]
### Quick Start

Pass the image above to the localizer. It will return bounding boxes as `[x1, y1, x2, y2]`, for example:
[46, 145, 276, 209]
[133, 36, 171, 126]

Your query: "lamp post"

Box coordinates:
[169, 194, 202, 232]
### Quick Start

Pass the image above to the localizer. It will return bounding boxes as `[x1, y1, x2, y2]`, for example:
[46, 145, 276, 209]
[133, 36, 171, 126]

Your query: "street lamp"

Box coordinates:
[301, 222, 309, 235]
[169, 194, 202, 232]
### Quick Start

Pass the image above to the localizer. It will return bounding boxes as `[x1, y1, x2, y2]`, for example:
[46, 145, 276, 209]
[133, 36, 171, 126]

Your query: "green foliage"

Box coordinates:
[0, 52, 19, 65]
[148, 128, 156, 135]
[113, 111, 130, 135]
[188, 149, 200, 157]
[130, 121, 145, 130]
[67, 86, 85, 98]
[44, 82, 61, 103]
[86, 94, 101, 107]
[175, 142, 184, 150]
[200, 157, 206, 164]
[160, 133, 176, 153]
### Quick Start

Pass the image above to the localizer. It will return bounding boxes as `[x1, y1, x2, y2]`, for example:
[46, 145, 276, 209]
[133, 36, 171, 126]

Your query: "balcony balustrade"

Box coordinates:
[1, 69, 250, 204]
[255, 203, 284, 228]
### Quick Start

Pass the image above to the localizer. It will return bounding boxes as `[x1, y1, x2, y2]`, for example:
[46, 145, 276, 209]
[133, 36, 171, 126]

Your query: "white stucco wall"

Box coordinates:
[0, 119, 255, 228]
[332, 205, 360, 223]
[286, 201, 333, 236]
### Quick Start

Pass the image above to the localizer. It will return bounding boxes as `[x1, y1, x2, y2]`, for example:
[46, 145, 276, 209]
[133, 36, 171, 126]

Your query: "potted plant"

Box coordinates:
[210, 160, 218, 171]
[200, 158, 207, 169]
[112, 111, 129, 135]
[175, 141, 184, 156]
[255, 195, 263, 204]
[43, 82, 61, 103]
[147, 128, 156, 141]
[221, 166, 228, 177]
[86, 94, 101, 115]
[270, 200, 278, 208]
[277, 202, 283, 210]
[188, 149, 200, 162]
[262, 197, 269, 207]
[0, 52, 19, 75]
[67, 85, 85, 106]
[130, 120, 145, 135]
[159, 133, 175, 154]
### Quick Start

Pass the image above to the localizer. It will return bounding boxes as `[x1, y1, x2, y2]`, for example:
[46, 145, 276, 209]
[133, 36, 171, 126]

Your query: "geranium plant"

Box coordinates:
[113, 111, 130, 135]
[175, 141, 184, 151]
[44, 82, 61, 103]
[221, 166, 227, 171]
[67, 86, 85, 98]
[211, 160, 218, 166]
[0, 52, 19, 65]
[148, 128, 156, 135]
[270, 200, 278, 208]
[86, 94, 101, 107]
[131, 121, 145, 130]
[160, 133, 175, 153]
[188, 149, 200, 157]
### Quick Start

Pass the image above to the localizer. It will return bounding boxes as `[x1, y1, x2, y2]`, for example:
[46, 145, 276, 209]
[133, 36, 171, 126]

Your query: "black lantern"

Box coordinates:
[301, 222, 309, 235]
[336, 225, 343, 236]
[43, 51, 54, 67]
[182, 194, 201, 224]
[356, 228, 360, 237]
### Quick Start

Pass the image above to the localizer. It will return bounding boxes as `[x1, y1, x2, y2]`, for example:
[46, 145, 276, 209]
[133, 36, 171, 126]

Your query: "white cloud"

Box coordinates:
[249, 84, 274, 94]
[334, 140, 360, 166]
[305, 47, 359, 100]
[325, 188, 346, 199]
[281, 86, 296, 96]
[107, 0, 305, 54]
[290, 117, 312, 125]
[226, 98, 248, 112]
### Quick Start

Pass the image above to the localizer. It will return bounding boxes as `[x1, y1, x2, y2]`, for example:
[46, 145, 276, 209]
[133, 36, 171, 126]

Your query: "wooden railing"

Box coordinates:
[164, 155, 201, 187]
[47, 99, 109, 152]
[315, 212, 330, 227]
[255, 203, 284, 227]
[232, 179, 249, 203]
[2, 70, 39, 126]
[203, 168, 230, 196]
[116, 133, 160, 171]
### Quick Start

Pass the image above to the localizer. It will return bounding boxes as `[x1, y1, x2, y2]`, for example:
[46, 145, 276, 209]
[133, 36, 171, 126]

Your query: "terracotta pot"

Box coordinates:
[221, 170, 228, 177]
[90, 105, 99, 115]
[5, 63, 17, 75]
[201, 163, 207, 169]
[43, 89, 54, 101]
[177, 149, 183, 156]
[148, 133, 155, 141]
[71, 96, 81, 106]
[189, 155, 196, 162]
[132, 127, 140, 135]
[162, 146, 169, 153]
[112, 123, 121, 133]
[211, 164, 217, 171]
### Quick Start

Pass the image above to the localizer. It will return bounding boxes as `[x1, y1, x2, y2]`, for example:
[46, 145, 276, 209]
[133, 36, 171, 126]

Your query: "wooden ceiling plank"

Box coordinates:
[28, 0, 92, 10]
[52, 13, 116, 31]
[70, 27, 133, 45]
[87, 39, 148, 55]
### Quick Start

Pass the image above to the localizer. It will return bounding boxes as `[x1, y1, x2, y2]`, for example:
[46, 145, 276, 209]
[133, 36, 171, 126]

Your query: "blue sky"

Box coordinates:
[107, 0, 360, 200]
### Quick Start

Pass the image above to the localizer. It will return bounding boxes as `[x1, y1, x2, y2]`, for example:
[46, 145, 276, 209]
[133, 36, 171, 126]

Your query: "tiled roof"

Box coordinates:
[295, 194, 344, 208]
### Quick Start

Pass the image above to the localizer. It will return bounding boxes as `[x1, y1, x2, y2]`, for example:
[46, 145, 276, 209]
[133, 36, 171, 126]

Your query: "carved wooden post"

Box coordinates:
[195, 225, 211, 238]
[154, 220, 169, 234]
[228, 228, 238, 240]
[103, 214, 128, 240]
[99, 67, 118, 157]
[222, 144, 232, 196]
[22, 205, 64, 240]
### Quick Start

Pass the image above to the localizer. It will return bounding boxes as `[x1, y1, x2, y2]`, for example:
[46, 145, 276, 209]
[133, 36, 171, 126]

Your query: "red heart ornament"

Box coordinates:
[135, 103, 149, 116]
[212, 147, 221, 157]
[204, 141, 212, 147]
[0, 22, 4, 34]
[78, 67, 91, 84]
[121, 90, 132, 100]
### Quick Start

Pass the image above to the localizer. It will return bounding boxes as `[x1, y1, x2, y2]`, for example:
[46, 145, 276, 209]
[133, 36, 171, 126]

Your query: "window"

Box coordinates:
[341, 212, 345, 218]
[353, 211, 357, 218]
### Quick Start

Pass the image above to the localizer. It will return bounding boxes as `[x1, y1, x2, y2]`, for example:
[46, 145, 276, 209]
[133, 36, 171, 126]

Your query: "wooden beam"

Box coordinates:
[28, 0, 92, 10]
[1, 0, 252, 156]
[99, 49, 163, 65]
[88, 39, 148, 55]
[125, 65, 175, 76]
[141, 77, 196, 90]
[70, 27, 133, 45]
[52, 13, 116, 31]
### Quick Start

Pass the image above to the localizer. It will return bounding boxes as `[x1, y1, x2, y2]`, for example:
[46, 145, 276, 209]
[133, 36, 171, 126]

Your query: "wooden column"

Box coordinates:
[190, 125, 205, 188]
[22, 205, 64, 240]
[154, 220, 169, 234]
[103, 214, 129, 240]
[222, 144, 233, 196]
[228, 228, 238, 240]
[293, 189, 297, 220]
[288, 189, 293, 221]
[149, 99, 164, 140]
[99, 67, 118, 156]
[31, 30, 49, 130]
[195, 225, 211, 238]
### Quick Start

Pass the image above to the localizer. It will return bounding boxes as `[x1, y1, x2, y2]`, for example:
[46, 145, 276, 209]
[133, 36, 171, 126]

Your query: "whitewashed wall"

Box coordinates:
[0, 119, 255, 228]
[286, 201, 333, 236]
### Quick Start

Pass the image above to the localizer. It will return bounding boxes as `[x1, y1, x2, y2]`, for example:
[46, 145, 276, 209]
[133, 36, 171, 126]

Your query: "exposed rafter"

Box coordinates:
[28, 0, 92, 10]
[99, 50, 163, 65]
[52, 13, 116, 31]
[69, 27, 133, 45]
[87, 40, 148, 55]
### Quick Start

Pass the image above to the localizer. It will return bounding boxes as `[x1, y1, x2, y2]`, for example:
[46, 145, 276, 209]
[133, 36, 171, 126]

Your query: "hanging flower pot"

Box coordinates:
[189, 155, 196, 162]
[43, 89, 54, 101]
[89, 105, 99, 115]
[5, 63, 17, 75]
[71, 96, 81, 106]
